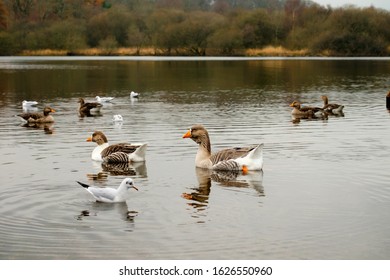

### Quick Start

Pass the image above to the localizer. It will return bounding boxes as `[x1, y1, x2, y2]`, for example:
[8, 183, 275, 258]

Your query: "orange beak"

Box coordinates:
[51, 108, 56, 113]
[289, 102, 295, 107]
[182, 130, 191, 138]
[86, 137, 92, 142]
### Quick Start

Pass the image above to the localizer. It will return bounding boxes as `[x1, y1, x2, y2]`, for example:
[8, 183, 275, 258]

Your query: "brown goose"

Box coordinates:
[17, 106, 55, 123]
[289, 101, 324, 118]
[387, 91, 390, 109]
[87, 131, 147, 163]
[182, 124, 263, 172]
[321, 95, 344, 114]
[78, 97, 102, 116]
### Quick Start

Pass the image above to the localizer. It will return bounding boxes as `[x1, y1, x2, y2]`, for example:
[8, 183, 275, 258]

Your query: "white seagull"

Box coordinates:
[112, 114, 123, 122]
[22, 100, 38, 107]
[130, 91, 139, 98]
[77, 177, 138, 203]
[96, 96, 115, 103]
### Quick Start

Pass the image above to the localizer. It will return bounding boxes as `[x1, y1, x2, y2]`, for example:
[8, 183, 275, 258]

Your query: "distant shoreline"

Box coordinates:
[16, 46, 308, 57]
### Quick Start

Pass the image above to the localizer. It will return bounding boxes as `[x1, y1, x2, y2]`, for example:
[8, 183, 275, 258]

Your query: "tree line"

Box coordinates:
[1, 0, 390, 56]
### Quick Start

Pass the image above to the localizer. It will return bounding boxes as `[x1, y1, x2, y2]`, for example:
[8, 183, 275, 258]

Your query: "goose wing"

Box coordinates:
[210, 145, 257, 165]
[80, 102, 102, 112]
[17, 112, 43, 121]
[101, 143, 141, 158]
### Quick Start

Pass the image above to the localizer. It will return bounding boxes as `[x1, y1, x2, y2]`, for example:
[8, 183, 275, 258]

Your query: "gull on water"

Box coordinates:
[77, 177, 138, 203]
[96, 96, 115, 103]
[130, 91, 139, 98]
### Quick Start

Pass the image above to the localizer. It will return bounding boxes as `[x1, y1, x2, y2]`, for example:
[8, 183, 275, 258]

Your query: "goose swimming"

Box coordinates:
[17, 106, 55, 123]
[182, 124, 263, 172]
[87, 131, 147, 163]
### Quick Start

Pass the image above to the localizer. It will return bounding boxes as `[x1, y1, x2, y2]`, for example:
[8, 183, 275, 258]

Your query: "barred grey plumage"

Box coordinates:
[103, 152, 129, 163]
[212, 159, 240, 171]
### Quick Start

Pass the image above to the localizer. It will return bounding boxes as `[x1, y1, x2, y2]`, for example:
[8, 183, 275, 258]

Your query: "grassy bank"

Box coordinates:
[19, 46, 313, 57]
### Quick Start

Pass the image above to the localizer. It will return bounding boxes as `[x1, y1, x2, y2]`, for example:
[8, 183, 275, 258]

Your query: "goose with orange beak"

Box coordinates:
[17, 106, 56, 123]
[87, 131, 147, 163]
[182, 124, 263, 173]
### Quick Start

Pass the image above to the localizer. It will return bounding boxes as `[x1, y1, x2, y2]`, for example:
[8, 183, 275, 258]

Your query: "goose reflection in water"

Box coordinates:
[182, 168, 264, 211]
[88, 161, 147, 179]
[76, 201, 138, 224]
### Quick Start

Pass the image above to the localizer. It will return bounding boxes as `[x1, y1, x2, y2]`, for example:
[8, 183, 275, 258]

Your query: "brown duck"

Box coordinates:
[289, 101, 324, 118]
[321, 95, 344, 114]
[17, 106, 55, 123]
[78, 97, 102, 116]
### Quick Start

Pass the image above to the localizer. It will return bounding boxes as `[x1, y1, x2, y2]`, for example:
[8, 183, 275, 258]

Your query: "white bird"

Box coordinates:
[112, 114, 123, 122]
[130, 91, 139, 98]
[77, 177, 138, 203]
[96, 96, 115, 103]
[22, 100, 38, 107]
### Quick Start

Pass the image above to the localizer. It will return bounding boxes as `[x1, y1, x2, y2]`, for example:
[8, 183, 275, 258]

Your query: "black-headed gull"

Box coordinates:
[22, 100, 38, 107]
[96, 96, 115, 103]
[130, 91, 139, 98]
[112, 114, 123, 122]
[77, 177, 138, 203]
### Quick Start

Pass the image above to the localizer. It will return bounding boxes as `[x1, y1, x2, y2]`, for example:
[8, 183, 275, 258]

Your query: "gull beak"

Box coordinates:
[132, 186, 139, 191]
[86, 137, 92, 142]
[182, 130, 191, 138]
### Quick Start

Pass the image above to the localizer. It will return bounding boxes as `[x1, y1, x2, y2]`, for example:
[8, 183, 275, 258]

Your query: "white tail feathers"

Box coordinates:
[129, 143, 147, 162]
[236, 143, 264, 171]
[247, 143, 263, 159]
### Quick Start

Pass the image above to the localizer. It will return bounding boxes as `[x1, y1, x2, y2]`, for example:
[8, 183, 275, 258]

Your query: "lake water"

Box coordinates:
[0, 57, 389, 260]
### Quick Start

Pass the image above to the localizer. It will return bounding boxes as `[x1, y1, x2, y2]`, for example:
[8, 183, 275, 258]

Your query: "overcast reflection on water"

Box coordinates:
[0, 57, 390, 260]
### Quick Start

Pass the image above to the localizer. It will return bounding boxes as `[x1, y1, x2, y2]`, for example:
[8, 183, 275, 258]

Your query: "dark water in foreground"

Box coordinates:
[0, 57, 389, 259]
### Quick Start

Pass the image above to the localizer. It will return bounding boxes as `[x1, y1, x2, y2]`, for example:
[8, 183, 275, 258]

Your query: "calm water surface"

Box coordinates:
[0, 57, 390, 259]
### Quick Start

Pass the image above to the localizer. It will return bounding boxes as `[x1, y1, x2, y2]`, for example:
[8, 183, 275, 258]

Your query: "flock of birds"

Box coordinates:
[16, 93, 344, 203]
[289, 95, 344, 119]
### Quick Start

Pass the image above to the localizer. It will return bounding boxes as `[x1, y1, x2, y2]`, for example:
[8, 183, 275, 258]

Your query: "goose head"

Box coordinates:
[43, 107, 56, 116]
[78, 98, 85, 105]
[183, 124, 211, 153]
[86, 131, 108, 146]
[321, 95, 329, 104]
[289, 101, 302, 109]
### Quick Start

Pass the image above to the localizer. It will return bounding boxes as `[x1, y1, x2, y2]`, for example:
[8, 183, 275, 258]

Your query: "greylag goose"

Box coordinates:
[78, 97, 102, 116]
[182, 124, 263, 172]
[289, 101, 324, 118]
[87, 131, 147, 163]
[17, 106, 55, 123]
[77, 177, 138, 203]
[321, 95, 344, 114]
